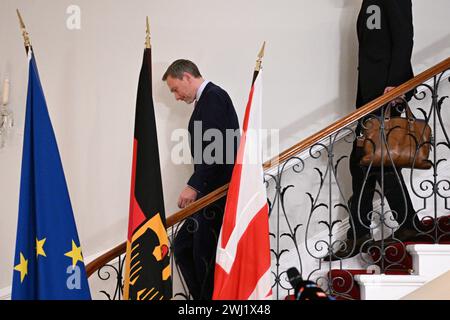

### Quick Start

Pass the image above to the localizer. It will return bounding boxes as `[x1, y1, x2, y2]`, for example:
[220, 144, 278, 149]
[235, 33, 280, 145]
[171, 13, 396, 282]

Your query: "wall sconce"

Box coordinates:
[0, 78, 14, 149]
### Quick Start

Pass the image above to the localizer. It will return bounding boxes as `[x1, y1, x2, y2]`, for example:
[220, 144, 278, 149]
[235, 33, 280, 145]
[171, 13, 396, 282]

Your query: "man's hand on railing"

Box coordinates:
[178, 185, 198, 208]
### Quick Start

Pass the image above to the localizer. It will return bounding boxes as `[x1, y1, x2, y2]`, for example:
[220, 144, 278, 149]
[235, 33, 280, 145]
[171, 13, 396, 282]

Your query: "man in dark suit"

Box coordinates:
[162, 60, 240, 299]
[333, 0, 419, 259]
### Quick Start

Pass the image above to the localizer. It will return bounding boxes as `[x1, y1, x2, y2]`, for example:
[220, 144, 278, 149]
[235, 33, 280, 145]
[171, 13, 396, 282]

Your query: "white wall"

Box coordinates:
[1, 0, 450, 293]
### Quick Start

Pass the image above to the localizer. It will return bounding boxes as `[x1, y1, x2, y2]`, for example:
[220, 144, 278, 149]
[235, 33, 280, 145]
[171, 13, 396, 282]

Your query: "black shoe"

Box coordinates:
[323, 234, 373, 261]
[395, 227, 417, 242]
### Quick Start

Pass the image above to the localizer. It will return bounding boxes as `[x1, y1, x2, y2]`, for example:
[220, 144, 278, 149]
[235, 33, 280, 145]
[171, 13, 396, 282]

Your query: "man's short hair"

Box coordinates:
[162, 59, 202, 81]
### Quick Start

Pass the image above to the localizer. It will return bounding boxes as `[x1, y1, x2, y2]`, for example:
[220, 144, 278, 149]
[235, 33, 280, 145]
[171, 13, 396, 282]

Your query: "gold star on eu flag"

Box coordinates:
[14, 253, 28, 283]
[64, 240, 84, 268]
[36, 237, 47, 258]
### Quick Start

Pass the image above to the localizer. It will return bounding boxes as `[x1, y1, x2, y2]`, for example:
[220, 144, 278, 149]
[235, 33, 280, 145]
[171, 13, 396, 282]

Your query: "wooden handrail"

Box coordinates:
[86, 184, 230, 276]
[263, 57, 450, 169]
[86, 57, 450, 278]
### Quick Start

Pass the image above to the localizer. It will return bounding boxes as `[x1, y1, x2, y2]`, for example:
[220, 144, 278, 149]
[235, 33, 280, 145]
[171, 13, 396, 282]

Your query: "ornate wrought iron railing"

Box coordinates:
[86, 57, 450, 300]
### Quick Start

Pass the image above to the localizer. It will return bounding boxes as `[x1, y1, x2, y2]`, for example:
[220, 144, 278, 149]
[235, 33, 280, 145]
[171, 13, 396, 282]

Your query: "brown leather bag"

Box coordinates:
[358, 101, 432, 169]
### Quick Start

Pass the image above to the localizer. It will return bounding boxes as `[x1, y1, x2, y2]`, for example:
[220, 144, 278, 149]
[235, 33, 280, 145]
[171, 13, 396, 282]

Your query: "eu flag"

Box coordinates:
[11, 51, 91, 300]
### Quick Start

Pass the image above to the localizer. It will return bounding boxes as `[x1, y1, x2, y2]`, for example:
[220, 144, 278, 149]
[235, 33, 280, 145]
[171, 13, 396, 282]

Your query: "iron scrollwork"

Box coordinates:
[90, 71, 450, 300]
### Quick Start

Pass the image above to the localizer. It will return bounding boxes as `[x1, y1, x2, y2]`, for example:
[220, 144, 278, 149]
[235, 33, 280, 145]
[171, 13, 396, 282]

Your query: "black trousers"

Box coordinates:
[348, 140, 419, 239]
[173, 198, 225, 300]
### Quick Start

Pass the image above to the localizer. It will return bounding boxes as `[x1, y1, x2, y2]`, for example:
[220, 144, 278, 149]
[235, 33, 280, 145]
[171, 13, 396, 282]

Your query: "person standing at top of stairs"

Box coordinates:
[332, 0, 420, 260]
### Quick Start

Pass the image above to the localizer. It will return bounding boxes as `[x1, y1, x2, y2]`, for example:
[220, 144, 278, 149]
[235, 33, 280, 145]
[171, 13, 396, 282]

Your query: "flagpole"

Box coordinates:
[145, 16, 151, 49]
[255, 41, 266, 72]
[252, 41, 265, 84]
[16, 9, 31, 54]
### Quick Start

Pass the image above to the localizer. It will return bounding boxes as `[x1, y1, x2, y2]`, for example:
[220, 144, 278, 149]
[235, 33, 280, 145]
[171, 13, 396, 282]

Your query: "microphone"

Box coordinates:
[286, 267, 331, 300]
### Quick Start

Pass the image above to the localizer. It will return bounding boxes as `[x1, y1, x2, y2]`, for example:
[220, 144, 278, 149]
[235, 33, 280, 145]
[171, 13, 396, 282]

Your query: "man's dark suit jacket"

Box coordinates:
[187, 82, 240, 196]
[357, 0, 414, 107]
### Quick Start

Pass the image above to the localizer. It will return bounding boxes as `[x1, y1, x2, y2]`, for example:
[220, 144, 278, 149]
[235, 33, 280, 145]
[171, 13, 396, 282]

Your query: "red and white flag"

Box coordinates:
[213, 67, 272, 300]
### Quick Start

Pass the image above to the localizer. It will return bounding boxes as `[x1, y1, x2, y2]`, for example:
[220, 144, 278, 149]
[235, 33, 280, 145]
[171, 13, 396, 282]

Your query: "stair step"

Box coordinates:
[407, 244, 450, 278]
[355, 274, 428, 300]
[330, 243, 450, 300]
[365, 214, 450, 270]
[369, 241, 429, 271]
[329, 269, 369, 300]
[326, 216, 450, 300]
[369, 241, 450, 271]
[329, 269, 410, 300]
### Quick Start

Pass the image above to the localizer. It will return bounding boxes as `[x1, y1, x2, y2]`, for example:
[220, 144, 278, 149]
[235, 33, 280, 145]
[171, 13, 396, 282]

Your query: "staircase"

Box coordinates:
[329, 215, 450, 300]
[330, 243, 450, 300]
[359, 244, 450, 300]
[86, 57, 450, 300]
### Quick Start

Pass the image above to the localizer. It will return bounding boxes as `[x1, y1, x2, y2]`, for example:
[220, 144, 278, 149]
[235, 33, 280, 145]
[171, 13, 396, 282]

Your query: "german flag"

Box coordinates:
[123, 45, 172, 300]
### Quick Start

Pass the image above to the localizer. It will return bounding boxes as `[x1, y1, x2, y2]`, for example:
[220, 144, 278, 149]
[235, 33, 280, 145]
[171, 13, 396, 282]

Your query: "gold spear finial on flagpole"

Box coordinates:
[255, 41, 266, 72]
[16, 9, 31, 53]
[145, 16, 151, 49]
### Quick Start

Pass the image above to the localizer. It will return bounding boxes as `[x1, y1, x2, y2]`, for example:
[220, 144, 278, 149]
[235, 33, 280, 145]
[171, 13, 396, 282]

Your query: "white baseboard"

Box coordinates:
[0, 286, 11, 300]
[356, 274, 428, 300]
